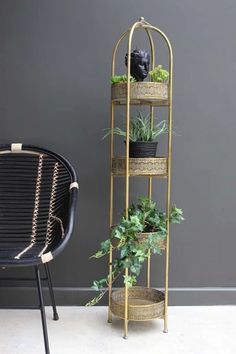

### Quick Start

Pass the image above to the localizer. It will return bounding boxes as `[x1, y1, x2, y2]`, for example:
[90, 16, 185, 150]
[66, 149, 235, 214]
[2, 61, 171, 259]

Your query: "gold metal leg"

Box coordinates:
[163, 266, 169, 333]
[146, 250, 151, 288]
[164, 172, 171, 333]
[163, 32, 173, 333]
[147, 176, 152, 288]
[163, 257, 169, 332]
[164, 317, 168, 333]
[108, 244, 113, 323]
[108, 174, 114, 323]
[123, 267, 129, 339]
[108, 99, 114, 323]
[163, 221, 169, 333]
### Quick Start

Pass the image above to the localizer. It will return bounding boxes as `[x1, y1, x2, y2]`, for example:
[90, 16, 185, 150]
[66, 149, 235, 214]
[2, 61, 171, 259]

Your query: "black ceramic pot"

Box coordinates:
[129, 141, 158, 158]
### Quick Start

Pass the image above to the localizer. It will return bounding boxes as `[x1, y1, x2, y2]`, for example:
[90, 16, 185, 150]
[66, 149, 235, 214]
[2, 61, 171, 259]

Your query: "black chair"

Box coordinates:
[0, 144, 78, 354]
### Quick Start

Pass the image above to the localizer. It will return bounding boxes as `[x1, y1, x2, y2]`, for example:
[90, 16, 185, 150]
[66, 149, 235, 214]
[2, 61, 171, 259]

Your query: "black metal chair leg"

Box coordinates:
[44, 263, 59, 320]
[35, 266, 50, 354]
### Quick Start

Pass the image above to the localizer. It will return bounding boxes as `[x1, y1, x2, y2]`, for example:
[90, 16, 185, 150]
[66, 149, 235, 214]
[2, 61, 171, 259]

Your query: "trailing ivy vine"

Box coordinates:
[86, 197, 184, 306]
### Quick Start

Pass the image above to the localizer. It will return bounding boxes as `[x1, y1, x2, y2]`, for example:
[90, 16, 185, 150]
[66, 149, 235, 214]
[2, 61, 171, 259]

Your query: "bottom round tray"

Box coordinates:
[111, 286, 165, 321]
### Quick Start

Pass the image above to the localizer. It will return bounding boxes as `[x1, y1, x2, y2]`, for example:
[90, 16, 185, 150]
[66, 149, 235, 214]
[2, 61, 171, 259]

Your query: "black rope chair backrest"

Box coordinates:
[0, 144, 78, 266]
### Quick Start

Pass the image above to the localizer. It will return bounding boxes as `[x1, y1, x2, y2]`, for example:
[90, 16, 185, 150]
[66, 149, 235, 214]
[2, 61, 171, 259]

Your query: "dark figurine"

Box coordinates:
[125, 48, 150, 81]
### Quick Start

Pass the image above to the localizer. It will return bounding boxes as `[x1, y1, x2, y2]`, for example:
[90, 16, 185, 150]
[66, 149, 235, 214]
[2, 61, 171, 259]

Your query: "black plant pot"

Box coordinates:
[129, 141, 158, 158]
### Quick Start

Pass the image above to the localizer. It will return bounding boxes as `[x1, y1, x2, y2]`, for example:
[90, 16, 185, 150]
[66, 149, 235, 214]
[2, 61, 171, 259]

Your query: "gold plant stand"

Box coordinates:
[108, 17, 173, 338]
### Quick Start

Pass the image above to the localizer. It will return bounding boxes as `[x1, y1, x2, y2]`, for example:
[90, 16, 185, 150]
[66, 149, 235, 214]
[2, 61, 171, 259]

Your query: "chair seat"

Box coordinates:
[0, 242, 52, 266]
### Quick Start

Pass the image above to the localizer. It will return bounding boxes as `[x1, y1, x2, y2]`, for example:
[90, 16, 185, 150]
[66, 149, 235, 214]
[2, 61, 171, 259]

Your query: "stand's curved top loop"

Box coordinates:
[111, 18, 173, 76]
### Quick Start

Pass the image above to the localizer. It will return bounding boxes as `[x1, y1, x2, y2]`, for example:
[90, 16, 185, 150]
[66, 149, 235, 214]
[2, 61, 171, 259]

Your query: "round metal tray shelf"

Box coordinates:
[111, 82, 169, 106]
[112, 157, 167, 177]
[111, 287, 165, 321]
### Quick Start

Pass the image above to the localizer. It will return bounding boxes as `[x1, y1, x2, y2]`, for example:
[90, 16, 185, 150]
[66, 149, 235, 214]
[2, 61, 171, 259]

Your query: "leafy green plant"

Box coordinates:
[103, 112, 168, 142]
[149, 65, 169, 83]
[86, 197, 184, 306]
[111, 75, 136, 84]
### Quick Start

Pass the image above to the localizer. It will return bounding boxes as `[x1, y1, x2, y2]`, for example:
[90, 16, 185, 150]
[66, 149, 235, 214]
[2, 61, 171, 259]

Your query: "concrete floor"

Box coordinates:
[0, 306, 235, 354]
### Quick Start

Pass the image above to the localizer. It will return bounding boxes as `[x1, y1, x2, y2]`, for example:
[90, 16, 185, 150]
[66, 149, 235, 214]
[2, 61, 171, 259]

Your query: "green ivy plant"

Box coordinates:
[149, 65, 169, 83]
[103, 112, 168, 142]
[86, 197, 184, 306]
[111, 75, 136, 84]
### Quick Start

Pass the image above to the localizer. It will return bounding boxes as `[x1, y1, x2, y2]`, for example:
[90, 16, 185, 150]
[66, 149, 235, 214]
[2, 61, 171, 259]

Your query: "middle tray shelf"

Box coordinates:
[112, 156, 168, 177]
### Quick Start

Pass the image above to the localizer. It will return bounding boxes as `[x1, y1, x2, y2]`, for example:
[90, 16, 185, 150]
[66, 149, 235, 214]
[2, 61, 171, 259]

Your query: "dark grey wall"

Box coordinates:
[0, 0, 235, 305]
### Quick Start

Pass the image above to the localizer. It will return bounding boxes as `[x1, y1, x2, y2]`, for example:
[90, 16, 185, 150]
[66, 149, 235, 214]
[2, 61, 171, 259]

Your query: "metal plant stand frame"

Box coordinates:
[107, 17, 173, 338]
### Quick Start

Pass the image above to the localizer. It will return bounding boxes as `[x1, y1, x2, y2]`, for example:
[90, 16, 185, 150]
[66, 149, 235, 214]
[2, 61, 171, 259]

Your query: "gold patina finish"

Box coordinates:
[111, 82, 169, 104]
[111, 156, 167, 177]
[108, 17, 173, 338]
[111, 287, 165, 321]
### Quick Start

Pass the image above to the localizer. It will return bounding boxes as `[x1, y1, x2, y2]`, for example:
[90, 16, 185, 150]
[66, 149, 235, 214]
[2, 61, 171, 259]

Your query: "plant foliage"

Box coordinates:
[86, 197, 184, 306]
[111, 75, 136, 84]
[149, 65, 169, 83]
[103, 112, 168, 142]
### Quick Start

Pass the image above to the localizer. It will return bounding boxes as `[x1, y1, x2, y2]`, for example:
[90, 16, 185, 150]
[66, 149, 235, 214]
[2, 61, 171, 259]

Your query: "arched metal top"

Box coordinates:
[111, 18, 173, 76]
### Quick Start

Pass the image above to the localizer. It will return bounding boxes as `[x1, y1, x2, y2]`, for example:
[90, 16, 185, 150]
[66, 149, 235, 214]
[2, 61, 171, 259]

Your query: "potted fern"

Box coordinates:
[86, 197, 184, 306]
[103, 112, 168, 158]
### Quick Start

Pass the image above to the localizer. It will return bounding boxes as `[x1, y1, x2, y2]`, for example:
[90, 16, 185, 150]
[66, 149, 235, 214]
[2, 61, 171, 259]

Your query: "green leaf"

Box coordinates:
[100, 239, 111, 253]
[90, 250, 105, 259]
[170, 205, 184, 224]
[120, 246, 128, 259]
[123, 275, 137, 287]
[111, 75, 136, 84]
[149, 65, 169, 83]
[90, 239, 110, 259]
[91, 278, 107, 291]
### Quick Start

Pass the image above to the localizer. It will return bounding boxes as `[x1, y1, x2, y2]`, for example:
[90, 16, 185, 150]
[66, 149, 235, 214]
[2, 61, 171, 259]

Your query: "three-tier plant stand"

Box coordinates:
[107, 17, 173, 338]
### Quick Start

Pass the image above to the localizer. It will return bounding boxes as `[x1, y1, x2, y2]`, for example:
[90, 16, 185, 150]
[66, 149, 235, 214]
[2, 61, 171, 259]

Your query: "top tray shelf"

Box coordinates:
[111, 82, 169, 106]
